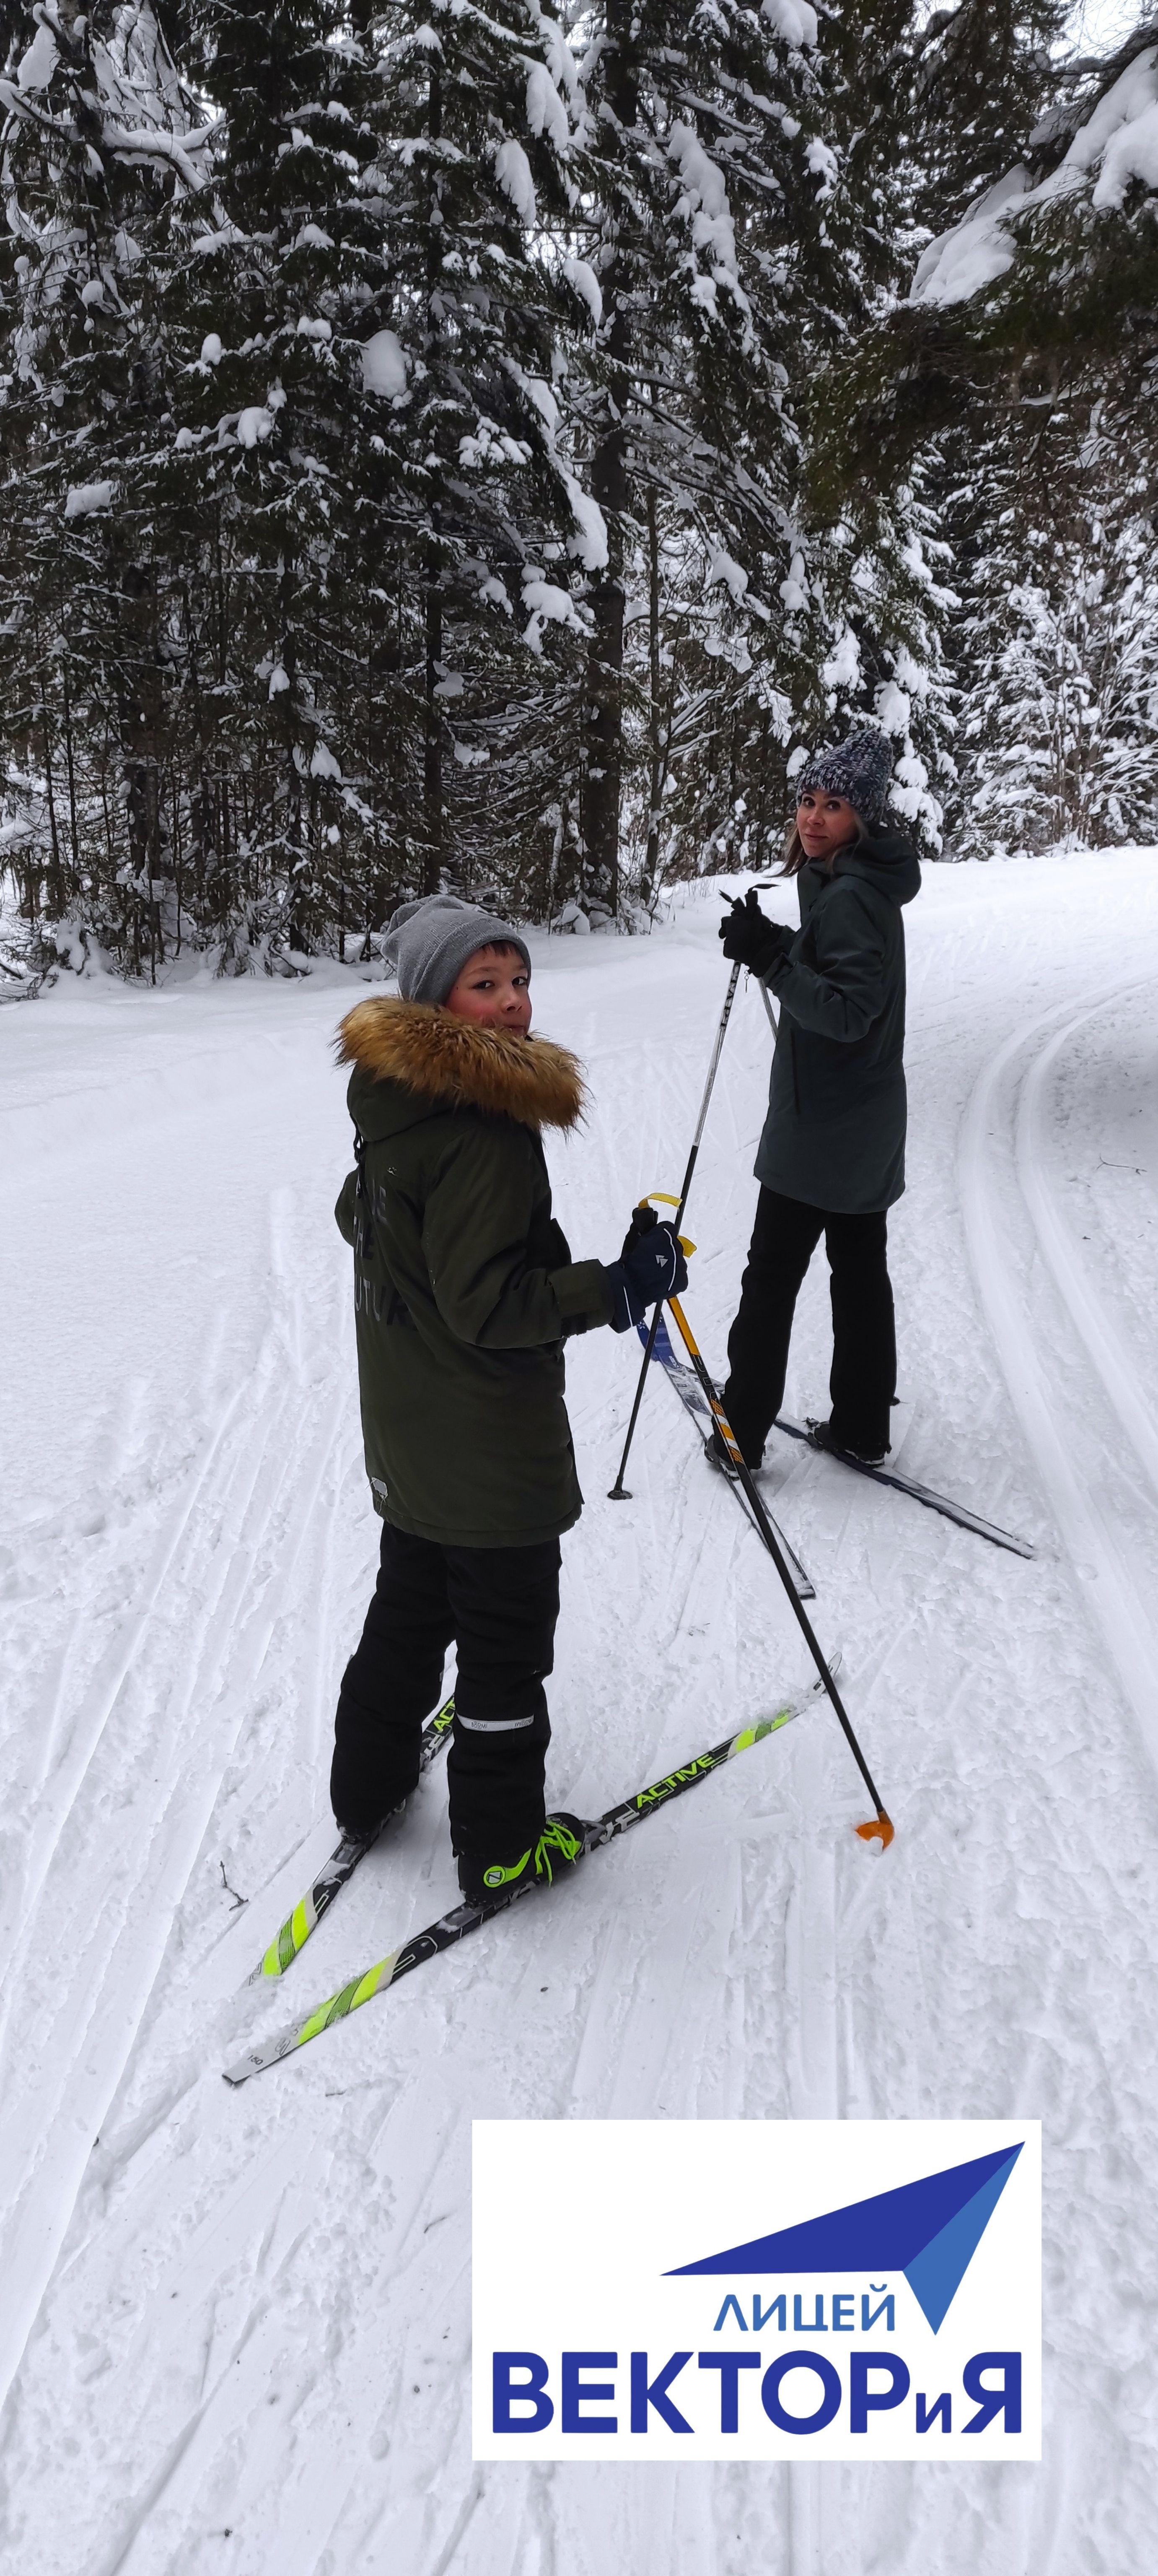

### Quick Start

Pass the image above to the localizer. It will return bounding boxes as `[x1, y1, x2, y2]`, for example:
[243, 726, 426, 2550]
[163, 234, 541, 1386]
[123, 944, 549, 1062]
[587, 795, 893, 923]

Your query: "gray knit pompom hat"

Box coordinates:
[795, 727, 892, 826]
[383, 893, 531, 1004]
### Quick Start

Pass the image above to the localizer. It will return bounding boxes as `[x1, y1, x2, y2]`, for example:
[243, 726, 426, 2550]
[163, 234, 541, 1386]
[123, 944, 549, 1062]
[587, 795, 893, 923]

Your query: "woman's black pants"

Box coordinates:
[331, 1520, 559, 1860]
[722, 1187, 896, 1465]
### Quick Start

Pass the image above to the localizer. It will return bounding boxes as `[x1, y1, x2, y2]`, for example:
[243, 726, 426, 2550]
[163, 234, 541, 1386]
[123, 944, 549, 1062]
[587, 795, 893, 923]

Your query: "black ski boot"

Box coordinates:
[703, 1428, 740, 1479]
[703, 1425, 768, 1479]
[807, 1417, 889, 1468]
[457, 1813, 586, 1907]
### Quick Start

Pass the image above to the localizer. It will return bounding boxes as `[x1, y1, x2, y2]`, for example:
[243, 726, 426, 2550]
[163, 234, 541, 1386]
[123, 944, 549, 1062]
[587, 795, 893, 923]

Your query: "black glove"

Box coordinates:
[604, 1216, 689, 1332]
[719, 889, 793, 977]
[618, 1202, 659, 1262]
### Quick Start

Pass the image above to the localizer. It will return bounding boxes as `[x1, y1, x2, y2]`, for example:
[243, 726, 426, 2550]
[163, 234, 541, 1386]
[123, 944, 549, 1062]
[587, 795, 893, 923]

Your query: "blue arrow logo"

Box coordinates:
[667, 2143, 1023, 2332]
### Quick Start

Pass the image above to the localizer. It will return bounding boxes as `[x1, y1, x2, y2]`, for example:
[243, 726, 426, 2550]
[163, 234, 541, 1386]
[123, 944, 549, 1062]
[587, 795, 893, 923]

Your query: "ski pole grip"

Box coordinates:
[640, 1191, 695, 1257]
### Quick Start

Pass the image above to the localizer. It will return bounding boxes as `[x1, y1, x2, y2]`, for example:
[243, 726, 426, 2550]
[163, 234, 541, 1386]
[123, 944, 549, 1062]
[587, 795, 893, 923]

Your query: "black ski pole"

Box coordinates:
[664, 1291, 894, 1847]
[609, 958, 743, 1501]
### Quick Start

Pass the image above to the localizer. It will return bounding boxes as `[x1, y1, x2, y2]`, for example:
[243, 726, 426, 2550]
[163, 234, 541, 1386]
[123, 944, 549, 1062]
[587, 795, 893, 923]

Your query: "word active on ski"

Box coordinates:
[223, 1668, 840, 2086]
[244, 1693, 456, 1986]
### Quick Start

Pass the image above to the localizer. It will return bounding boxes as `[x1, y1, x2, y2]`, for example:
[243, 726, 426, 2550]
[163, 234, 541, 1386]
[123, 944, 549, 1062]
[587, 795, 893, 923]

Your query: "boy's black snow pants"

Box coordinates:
[722, 1187, 896, 1465]
[331, 1521, 559, 1862]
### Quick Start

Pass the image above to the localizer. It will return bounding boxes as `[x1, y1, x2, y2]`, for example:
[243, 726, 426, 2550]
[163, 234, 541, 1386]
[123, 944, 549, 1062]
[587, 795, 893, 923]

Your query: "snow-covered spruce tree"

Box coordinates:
[0, 0, 215, 971]
[821, 11, 1158, 524]
[0, 0, 596, 969]
[767, 0, 1016, 862]
[567, 0, 832, 910]
[568, 0, 958, 908]
[804, 0, 1074, 497]
[749, 1, 1109, 873]
[187, 0, 598, 943]
[907, 18, 1158, 419]
[150, 0, 411, 964]
[349, 0, 603, 913]
[946, 410, 1158, 855]
[905, 0, 1066, 239]
[897, 19, 1158, 855]
[757, 0, 956, 860]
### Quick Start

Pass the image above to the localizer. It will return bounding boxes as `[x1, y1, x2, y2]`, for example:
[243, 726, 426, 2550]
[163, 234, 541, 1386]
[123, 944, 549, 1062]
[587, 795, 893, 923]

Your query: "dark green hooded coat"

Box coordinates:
[757, 827, 921, 1214]
[334, 997, 613, 1548]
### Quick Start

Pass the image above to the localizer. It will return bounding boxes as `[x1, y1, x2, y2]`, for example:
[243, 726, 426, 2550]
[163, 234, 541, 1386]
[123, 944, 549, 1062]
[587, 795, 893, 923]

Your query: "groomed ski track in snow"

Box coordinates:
[961, 982, 1158, 1762]
[3, 849, 1158, 2573]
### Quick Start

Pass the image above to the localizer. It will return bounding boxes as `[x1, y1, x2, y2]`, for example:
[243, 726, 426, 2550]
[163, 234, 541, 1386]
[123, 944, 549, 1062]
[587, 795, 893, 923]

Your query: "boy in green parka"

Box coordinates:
[332, 894, 687, 1904]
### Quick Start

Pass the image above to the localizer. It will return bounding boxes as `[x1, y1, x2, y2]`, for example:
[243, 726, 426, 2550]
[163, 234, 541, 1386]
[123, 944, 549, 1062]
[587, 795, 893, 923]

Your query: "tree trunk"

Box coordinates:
[581, 0, 638, 919]
[424, 515, 443, 893]
[422, 65, 444, 894]
[640, 477, 674, 913]
[41, 693, 64, 920]
[60, 643, 80, 891]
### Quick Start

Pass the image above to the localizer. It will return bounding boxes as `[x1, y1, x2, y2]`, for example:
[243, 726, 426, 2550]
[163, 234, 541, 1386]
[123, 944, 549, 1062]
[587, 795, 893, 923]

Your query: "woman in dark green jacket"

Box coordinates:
[330, 894, 686, 1905]
[714, 729, 921, 1467]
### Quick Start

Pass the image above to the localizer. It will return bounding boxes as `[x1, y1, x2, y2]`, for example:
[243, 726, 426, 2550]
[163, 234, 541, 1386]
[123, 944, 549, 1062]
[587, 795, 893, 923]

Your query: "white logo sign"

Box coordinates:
[473, 2119, 1040, 2461]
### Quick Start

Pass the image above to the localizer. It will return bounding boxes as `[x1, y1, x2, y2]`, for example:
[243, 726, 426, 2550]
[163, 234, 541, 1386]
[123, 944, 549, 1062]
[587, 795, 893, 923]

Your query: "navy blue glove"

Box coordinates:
[604, 1214, 689, 1332]
[719, 889, 792, 977]
[617, 1203, 660, 1263]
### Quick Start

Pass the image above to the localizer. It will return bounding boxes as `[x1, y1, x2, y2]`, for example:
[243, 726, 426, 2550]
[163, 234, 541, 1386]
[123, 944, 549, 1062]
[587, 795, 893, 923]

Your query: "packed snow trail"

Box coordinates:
[961, 977, 1158, 1771]
[3, 853, 1158, 2573]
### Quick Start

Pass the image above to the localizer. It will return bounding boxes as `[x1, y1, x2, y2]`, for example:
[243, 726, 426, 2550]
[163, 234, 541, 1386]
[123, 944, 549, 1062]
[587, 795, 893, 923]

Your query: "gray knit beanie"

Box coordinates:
[795, 727, 892, 826]
[383, 893, 531, 1005]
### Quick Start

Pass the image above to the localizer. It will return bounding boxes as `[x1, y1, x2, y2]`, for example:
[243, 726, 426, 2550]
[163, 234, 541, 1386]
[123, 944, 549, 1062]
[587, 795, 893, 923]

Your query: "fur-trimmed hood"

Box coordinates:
[336, 995, 585, 1132]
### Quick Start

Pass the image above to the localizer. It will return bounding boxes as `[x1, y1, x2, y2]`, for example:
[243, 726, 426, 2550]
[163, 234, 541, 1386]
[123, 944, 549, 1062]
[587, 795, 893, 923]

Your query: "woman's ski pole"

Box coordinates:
[664, 1291, 894, 1848]
[609, 959, 743, 1502]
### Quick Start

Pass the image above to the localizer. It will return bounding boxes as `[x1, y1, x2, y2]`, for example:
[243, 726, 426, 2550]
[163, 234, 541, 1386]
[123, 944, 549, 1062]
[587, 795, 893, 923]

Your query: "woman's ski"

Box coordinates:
[223, 1668, 836, 2085]
[243, 1695, 456, 1987]
[637, 1316, 815, 1598]
[774, 1417, 1036, 1560]
[639, 1314, 1033, 1561]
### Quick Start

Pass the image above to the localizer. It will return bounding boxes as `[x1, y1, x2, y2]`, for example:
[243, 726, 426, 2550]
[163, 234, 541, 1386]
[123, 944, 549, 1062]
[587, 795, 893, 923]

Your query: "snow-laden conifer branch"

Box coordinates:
[5, 0, 1144, 965]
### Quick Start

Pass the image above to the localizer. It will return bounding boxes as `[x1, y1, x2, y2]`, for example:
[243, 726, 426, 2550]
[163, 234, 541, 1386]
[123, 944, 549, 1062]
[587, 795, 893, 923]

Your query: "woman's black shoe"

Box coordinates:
[807, 1416, 889, 1467]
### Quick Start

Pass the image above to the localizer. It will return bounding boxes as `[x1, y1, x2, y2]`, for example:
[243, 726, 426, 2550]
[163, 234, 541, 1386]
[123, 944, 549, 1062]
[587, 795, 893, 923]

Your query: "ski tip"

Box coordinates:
[242, 1935, 292, 1989]
[855, 1813, 895, 1851]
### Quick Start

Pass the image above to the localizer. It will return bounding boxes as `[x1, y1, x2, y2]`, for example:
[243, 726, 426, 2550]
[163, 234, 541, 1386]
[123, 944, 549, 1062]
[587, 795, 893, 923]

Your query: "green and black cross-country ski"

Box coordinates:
[636, 1317, 815, 1599]
[244, 1694, 456, 1987]
[223, 1667, 838, 2085]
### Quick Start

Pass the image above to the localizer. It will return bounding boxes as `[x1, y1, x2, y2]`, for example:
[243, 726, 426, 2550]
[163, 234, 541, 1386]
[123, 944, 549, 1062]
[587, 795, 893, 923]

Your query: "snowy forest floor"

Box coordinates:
[3, 849, 1158, 2573]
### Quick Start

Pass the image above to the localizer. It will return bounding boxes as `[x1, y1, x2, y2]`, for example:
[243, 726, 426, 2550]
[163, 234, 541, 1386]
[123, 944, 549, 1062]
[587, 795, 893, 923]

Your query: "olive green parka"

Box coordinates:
[335, 998, 613, 1548]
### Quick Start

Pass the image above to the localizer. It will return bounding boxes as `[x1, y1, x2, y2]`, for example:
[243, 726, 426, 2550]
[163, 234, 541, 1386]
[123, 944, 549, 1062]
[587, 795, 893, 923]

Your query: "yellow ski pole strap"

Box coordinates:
[639, 1192, 695, 1258]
